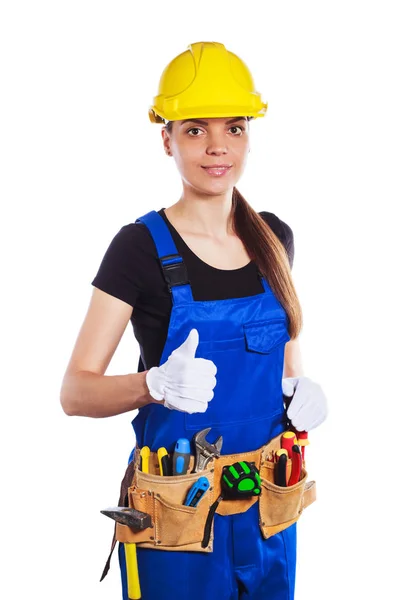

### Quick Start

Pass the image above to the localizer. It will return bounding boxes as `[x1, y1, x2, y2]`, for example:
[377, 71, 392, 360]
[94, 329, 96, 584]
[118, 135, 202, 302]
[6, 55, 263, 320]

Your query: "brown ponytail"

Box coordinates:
[231, 187, 303, 339]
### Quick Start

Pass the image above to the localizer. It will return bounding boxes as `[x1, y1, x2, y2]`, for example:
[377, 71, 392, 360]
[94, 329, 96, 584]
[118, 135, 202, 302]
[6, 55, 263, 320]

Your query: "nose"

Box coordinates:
[205, 131, 229, 155]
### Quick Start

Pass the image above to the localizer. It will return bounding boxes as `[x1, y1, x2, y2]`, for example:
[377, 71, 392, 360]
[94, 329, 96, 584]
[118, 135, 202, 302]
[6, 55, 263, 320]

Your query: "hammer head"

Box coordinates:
[100, 507, 152, 530]
[193, 427, 223, 456]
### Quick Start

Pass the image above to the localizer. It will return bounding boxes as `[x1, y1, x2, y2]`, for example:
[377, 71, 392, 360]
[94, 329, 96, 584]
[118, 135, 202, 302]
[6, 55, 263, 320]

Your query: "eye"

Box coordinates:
[229, 126, 244, 135]
[186, 125, 245, 137]
[187, 127, 203, 136]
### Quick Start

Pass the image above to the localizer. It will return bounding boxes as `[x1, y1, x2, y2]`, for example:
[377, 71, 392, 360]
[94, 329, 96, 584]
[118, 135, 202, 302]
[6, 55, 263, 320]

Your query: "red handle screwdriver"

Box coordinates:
[281, 431, 297, 459]
[288, 444, 302, 485]
[295, 431, 309, 461]
[284, 391, 309, 461]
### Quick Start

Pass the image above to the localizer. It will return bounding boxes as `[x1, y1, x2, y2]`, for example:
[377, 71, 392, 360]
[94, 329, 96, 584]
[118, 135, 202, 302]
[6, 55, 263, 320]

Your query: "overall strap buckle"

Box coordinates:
[159, 254, 190, 289]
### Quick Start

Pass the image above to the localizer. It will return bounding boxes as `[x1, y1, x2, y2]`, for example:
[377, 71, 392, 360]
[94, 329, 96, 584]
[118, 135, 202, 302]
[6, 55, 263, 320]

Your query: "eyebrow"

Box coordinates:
[180, 117, 247, 126]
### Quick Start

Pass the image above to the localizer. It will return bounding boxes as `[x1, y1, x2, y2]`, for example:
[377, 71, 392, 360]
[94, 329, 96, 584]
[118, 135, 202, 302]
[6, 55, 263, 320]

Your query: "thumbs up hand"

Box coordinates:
[145, 329, 218, 414]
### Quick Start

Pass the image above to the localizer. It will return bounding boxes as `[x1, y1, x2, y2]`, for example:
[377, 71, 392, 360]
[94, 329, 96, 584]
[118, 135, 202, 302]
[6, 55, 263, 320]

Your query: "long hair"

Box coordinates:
[164, 119, 303, 339]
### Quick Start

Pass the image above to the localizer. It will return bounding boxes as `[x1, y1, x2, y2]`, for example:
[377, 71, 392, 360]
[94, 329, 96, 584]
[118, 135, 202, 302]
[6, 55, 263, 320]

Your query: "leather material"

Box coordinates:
[114, 431, 316, 549]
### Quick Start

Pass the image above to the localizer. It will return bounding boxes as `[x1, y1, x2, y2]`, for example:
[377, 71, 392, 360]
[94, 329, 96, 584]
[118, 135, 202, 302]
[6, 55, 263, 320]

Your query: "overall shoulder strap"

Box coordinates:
[136, 210, 194, 302]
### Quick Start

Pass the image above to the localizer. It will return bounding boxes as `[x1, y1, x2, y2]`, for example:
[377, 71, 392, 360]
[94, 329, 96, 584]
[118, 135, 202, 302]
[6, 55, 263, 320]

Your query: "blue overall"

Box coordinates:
[118, 210, 297, 599]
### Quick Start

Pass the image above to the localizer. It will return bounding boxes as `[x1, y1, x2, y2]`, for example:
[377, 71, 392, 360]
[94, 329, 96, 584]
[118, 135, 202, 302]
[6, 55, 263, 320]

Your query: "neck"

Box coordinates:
[166, 190, 235, 238]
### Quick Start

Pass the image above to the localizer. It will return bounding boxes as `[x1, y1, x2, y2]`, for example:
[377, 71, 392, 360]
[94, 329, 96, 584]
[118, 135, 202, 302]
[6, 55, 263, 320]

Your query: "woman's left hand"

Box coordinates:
[282, 376, 328, 432]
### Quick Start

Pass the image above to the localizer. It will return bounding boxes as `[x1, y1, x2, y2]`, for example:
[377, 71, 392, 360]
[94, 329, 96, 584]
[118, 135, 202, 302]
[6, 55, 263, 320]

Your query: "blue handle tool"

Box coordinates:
[172, 438, 191, 475]
[183, 477, 210, 507]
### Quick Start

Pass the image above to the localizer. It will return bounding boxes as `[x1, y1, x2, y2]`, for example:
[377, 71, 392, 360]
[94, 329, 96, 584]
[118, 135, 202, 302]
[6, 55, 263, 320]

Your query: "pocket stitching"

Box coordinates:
[260, 471, 307, 494]
[244, 318, 290, 354]
[259, 471, 307, 529]
[154, 489, 211, 547]
[154, 493, 199, 513]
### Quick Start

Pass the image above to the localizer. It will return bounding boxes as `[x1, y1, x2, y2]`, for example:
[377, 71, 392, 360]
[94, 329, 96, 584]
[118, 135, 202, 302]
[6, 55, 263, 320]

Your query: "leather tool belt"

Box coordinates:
[100, 431, 316, 580]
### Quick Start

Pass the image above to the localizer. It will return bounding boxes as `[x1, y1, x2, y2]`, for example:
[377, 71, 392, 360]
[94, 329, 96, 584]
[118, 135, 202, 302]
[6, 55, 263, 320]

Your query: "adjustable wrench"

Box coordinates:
[192, 427, 223, 472]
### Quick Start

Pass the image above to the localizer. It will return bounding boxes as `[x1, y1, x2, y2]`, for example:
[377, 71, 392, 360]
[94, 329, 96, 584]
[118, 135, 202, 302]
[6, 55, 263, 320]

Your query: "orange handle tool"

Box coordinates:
[295, 431, 309, 461]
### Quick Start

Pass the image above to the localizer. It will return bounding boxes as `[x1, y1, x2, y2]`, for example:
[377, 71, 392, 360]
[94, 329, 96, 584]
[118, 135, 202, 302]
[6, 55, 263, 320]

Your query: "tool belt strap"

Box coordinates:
[99, 459, 135, 582]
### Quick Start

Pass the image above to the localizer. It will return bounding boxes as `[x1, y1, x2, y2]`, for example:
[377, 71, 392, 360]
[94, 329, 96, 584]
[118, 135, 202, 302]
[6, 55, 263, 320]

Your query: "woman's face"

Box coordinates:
[161, 116, 250, 194]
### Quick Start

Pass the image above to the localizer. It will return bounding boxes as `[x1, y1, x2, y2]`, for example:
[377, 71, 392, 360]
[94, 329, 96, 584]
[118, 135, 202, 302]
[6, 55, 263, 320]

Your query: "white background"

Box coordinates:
[1, 1, 399, 598]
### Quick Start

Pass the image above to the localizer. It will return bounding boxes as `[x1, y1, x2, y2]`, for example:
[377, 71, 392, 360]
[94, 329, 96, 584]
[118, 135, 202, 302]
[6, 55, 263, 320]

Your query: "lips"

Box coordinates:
[201, 165, 232, 176]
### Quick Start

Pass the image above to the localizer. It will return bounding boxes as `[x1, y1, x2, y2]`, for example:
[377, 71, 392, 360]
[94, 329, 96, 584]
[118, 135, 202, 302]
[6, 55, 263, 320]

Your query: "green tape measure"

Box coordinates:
[201, 460, 262, 549]
[221, 461, 261, 499]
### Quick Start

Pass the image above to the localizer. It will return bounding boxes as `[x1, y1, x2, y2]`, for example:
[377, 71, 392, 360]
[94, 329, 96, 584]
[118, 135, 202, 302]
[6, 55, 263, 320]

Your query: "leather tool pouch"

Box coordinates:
[101, 431, 317, 579]
[115, 448, 215, 553]
[198, 431, 316, 547]
[258, 432, 316, 538]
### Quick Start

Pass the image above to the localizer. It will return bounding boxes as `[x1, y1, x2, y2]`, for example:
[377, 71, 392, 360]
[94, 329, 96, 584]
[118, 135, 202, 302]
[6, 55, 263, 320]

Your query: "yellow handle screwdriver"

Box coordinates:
[157, 447, 171, 476]
[140, 446, 150, 473]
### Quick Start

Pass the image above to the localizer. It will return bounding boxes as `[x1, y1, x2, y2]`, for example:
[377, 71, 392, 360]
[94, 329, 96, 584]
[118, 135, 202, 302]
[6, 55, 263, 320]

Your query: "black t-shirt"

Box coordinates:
[91, 207, 294, 372]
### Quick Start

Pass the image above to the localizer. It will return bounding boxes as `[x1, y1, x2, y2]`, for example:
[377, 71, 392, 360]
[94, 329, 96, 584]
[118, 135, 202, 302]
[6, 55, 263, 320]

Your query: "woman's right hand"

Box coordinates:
[145, 329, 217, 414]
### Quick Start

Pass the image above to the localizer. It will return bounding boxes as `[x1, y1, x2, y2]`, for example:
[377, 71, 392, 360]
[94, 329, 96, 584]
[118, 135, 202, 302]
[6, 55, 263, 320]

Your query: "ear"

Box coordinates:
[161, 128, 171, 156]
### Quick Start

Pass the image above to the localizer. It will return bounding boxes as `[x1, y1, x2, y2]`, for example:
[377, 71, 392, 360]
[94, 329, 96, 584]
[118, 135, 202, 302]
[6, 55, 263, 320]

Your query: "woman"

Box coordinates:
[61, 41, 328, 600]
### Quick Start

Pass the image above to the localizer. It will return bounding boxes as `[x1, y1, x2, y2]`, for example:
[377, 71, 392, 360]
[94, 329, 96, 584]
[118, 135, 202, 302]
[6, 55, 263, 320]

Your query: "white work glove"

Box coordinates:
[282, 376, 328, 432]
[145, 328, 217, 414]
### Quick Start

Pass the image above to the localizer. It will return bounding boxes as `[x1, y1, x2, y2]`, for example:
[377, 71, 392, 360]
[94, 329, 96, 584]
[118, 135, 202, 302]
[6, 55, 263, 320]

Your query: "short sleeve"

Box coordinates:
[278, 219, 295, 269]
[91, 225, 141, 307]
[259, 211, 295, 269]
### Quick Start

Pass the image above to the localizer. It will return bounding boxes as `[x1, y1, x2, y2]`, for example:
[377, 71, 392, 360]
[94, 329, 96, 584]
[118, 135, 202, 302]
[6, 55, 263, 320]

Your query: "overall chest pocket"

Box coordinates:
[184, 317, 291, 431]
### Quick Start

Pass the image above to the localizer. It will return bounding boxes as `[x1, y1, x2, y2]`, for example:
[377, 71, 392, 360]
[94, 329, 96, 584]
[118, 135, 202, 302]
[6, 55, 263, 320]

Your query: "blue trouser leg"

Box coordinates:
[232, 503, 297, 600]
[118, 501, 296, 600]
[119, 507, 237, 600]
[118, 542, 129, 600]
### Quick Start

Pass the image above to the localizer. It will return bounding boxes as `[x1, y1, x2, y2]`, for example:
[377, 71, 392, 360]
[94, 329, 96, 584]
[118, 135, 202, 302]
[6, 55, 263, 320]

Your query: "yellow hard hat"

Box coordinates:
[148, 41, 268, 124]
